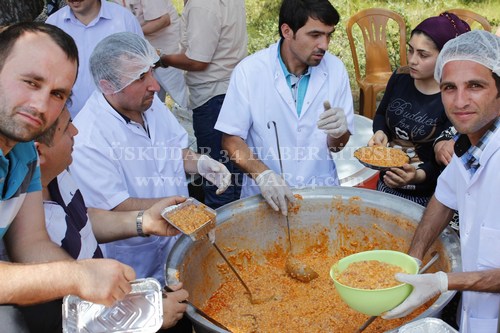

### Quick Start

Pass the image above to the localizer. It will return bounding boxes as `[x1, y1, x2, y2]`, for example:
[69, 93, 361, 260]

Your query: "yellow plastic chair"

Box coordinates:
[346, 8, 407, 119]
[445, 8, 492, 32]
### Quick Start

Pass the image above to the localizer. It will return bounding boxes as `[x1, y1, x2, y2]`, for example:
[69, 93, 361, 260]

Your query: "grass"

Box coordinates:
[171, 0, 499, 110]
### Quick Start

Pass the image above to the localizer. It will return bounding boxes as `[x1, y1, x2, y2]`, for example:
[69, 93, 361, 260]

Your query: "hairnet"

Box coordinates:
[90, 32, 159, 94]
[434, 30, 500, 82]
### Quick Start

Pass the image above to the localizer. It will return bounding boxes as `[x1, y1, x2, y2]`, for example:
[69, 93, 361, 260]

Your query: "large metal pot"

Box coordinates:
[166, 187, 461, 332]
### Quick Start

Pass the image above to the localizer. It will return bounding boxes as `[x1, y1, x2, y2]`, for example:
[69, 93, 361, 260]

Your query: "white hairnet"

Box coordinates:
[90, 32, 159, 94]
[434, 30, 500, 82]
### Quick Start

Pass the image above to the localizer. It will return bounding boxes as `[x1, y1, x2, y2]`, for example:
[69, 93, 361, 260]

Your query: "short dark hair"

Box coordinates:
[0, 22, 79, 74]
[278, 0, 340, 38]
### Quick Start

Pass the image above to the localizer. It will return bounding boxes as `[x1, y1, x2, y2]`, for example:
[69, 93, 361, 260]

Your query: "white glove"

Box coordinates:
[382, 271, 448, 319]
[255, 170, 295, 215]
[317, 101, 348, 139]
[197, 155, 231, 195]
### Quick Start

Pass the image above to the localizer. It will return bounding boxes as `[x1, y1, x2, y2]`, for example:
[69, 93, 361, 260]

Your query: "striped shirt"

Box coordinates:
[455, 118, 500, 177]
[44, 170, 103, 259]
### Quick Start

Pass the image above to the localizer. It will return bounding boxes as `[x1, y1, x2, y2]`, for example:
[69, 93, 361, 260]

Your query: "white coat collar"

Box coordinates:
[268, 41, 329, 118]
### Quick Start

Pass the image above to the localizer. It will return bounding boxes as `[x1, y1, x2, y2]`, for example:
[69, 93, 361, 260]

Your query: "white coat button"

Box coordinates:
[297, 128, 301, 132]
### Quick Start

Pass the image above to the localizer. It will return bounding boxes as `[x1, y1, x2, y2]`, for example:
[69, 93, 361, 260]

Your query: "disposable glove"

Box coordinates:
[255, 169, 295, 215]
[317, 101, 348, 139]
[382, 271, 448, 319]
[197, 155, 231, 195]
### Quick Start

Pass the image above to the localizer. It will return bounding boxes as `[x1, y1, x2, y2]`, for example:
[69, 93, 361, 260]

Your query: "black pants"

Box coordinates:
[158, 315, 193, 333]
[19, 299, 62, 333]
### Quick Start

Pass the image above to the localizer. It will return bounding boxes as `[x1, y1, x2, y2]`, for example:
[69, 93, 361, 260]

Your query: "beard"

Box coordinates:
[0, 105, 47, 143]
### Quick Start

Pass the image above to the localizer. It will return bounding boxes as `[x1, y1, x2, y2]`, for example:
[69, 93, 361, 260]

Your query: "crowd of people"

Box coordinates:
[0, 0, 499, 332]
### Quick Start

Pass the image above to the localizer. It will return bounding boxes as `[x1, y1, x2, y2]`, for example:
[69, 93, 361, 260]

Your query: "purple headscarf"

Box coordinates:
[412, 12, 471, 50]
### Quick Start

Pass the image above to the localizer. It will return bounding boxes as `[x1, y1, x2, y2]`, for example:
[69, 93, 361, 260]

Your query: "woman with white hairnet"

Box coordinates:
[382, 30, 500, 333]
[68, 32, 231, 332]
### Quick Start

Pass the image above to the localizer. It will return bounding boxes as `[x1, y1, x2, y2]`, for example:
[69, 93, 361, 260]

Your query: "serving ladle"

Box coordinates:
[267, 121, 319, 283]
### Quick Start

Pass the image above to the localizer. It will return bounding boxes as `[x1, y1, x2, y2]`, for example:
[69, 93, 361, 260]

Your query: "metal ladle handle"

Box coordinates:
[211, 241, 253, 299]
[267, 120, 292, 250]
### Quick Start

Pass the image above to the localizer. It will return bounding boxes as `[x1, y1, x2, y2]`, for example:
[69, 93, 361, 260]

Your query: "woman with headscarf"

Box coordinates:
[367, 12, 470, 206]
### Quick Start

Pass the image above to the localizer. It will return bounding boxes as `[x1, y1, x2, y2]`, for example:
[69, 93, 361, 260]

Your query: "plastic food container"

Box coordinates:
[398, 318, 458, 333]
[161, 197, 216, 241]
[62, 278, 163, 333]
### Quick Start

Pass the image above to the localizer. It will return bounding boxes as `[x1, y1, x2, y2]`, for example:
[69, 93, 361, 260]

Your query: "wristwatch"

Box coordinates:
[136, 210, 150, 237]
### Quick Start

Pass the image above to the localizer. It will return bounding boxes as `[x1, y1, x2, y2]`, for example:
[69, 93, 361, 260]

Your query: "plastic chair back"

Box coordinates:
[346, 8, 407, 118]
[445, 8, 492, 32]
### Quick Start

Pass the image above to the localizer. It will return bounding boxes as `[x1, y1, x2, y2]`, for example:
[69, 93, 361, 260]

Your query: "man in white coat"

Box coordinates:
[70, 32, 231, 290]
[382, 30, 500, 332]
[215, 0, 354, 215]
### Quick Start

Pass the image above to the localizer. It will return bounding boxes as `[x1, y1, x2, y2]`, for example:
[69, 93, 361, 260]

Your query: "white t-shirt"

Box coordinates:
[112, 0, 181, 53]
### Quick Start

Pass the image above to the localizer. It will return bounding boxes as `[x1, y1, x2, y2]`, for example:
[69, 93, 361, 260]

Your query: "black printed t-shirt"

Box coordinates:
[372, 69, 452, 197]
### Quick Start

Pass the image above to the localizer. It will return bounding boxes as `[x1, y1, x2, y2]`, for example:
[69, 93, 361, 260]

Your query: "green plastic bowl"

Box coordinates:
[330, 250, 418, 316]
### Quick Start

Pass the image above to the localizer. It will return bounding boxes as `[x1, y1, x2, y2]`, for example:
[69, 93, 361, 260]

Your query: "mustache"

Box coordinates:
[17, 106, 46, 125]
[313, 49, 326, 56]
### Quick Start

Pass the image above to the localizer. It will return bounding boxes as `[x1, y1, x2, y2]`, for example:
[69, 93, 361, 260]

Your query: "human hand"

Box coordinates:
[382, 164, 418, 188]
[162, 283, 189, 329]
[143, 196, 187, 236]
[382, 271, 448, 319]
[317, 101, 348, 139]
[434, 139, 455, 166]
[75, 259, 136, 307]
[255, 169, 295, 215]
[197, 155, 231, 195]
[368, 130, 389, 147]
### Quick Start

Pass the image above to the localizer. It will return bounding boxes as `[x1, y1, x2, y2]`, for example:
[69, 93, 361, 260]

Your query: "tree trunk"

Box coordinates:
[1, 0, 44, 25]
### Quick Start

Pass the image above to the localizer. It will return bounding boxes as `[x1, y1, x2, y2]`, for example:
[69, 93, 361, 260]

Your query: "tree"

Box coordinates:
[1, 0, 44, 26]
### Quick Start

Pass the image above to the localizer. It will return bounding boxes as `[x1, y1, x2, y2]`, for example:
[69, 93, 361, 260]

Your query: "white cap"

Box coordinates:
[434, 30, 500, 82]
[90, 32, 159, 94]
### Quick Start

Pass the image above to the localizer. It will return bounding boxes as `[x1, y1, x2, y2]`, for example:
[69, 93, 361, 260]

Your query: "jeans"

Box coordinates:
[192, 94, 242, 209]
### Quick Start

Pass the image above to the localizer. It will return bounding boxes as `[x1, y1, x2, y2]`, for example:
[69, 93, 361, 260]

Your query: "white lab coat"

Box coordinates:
[71, 92, 189, 285]
[435, 129, 500, 332]
[215, 42, 354, 198]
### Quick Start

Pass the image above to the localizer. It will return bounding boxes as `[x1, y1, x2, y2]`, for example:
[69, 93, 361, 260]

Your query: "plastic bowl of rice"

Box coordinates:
[330, 249, 418, 316]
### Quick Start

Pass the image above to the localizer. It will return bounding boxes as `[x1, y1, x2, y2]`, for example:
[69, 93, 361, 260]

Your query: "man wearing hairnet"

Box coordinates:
[382, 30, 500, 332]
[69, 32, 231, 293]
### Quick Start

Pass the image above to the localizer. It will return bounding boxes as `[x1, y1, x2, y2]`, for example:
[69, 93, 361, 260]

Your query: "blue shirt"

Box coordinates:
[0, 142, 42, 239]
[46, 0, 143, 118]
[277, 41, 311, 117]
